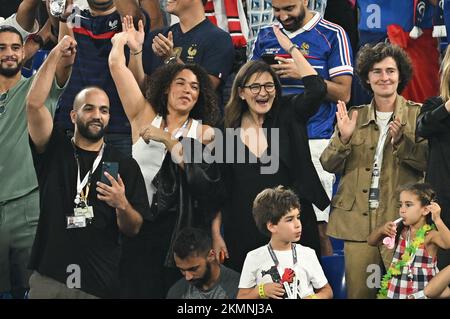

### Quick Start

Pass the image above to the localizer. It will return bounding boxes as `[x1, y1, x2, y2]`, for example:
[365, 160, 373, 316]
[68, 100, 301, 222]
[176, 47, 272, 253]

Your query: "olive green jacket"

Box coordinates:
[320, 96, 428, 241]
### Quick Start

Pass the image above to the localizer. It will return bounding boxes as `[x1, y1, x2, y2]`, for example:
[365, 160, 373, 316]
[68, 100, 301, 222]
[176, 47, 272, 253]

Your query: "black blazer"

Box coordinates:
[263, 75, 330, 210]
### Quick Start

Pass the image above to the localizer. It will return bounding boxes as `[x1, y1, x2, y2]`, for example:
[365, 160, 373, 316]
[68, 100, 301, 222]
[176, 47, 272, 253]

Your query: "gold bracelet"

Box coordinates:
[258, 283, 267, 299]
[132, 49, 143, 55]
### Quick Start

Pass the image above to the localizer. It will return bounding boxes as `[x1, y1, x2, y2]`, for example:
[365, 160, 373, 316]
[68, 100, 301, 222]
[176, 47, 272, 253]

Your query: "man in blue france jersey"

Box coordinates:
[250, 0, 353, 256]
[54, 0, 149, 157]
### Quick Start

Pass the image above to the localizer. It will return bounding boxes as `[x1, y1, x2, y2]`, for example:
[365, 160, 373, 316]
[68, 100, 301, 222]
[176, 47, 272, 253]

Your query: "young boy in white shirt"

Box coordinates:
[237, 186, 333, 299]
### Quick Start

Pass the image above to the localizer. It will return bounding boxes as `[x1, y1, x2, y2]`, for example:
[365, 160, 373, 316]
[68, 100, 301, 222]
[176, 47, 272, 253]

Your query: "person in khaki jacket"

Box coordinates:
[320, 42, 428, 299]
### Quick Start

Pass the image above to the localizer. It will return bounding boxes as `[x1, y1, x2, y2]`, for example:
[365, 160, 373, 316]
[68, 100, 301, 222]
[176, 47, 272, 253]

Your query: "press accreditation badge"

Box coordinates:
[74, 206, 94, 219]
[67, 216, 87, 229]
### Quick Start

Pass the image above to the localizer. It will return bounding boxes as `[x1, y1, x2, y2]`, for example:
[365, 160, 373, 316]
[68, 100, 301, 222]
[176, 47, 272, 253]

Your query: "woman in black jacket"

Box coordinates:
[212, 25, 329, 272]
[416, 46, 450, 271]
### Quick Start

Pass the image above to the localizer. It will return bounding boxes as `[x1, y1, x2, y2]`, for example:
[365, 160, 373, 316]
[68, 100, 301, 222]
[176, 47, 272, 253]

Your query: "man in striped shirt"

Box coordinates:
[250, 0, 353, 256]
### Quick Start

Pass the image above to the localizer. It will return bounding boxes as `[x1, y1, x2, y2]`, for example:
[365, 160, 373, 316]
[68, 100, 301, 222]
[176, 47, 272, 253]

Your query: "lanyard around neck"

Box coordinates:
[267, 243, 298, 267]
[374, 122, 390, 164]
[72, 140, 105, 200]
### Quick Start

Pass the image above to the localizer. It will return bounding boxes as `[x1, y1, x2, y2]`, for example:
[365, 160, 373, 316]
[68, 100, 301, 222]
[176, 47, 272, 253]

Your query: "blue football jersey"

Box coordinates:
[250, 13, 353, 139]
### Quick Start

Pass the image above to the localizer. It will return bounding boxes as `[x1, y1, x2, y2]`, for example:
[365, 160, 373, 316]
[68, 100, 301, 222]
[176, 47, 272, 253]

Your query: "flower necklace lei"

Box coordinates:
[377, 223, 435, 299]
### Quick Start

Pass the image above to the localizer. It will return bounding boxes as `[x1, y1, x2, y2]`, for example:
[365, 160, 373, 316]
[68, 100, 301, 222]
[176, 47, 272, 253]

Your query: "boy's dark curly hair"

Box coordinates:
[252, 186, 301, 238]
[356, 42, 412, 94]
[145, 63, 221, 126]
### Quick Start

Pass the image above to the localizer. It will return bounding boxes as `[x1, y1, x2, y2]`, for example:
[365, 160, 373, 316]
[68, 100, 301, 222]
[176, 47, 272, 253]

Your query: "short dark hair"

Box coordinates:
[252, 186, 301, 238]
[173, 227, 212, 259]
[356, 42, 412, 94]
[145, 63, 220, 126]
[0, 25, 24, 45]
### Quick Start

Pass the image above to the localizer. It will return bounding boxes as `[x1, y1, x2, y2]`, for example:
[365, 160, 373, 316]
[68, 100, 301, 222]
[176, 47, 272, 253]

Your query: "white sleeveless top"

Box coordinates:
[132, 115, 200, 206]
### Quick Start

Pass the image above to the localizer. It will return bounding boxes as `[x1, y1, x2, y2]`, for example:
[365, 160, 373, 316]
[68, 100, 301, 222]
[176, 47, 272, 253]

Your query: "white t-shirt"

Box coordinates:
[239, 243, 328, 299]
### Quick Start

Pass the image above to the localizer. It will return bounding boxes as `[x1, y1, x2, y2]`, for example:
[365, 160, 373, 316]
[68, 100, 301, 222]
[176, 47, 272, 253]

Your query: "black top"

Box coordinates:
[29, 128, 149, 298]
[417, 96, 450, 223]
[223, 75, 329, 208]
[223, 137, 291, 271]
[221, 75, 329, 271]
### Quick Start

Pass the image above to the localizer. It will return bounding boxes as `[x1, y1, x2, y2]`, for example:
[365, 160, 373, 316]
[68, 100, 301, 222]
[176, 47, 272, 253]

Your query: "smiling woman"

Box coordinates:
[109, 28, 223, 298]
[212, 25, 328, 274]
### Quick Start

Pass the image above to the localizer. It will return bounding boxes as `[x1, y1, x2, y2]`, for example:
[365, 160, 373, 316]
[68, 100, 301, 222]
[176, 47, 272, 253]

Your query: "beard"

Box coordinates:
[277, 9, 306, 32]
[0, 60, 22, 77]
[87, 0, 114, 11]
[189, 262, 212, 290]
[76, 118, 105, 142]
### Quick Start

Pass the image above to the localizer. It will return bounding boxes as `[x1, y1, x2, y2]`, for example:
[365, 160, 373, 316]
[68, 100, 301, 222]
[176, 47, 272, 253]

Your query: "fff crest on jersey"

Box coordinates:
[300, 43, 309, 56]
[187, 45, 198, 62]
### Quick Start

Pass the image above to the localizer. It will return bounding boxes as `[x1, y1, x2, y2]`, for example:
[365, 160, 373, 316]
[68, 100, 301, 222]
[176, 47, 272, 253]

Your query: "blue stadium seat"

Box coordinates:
[330, 236, 344, 255]
[22, 50, 49, 78]
[321, 254, 347, 299]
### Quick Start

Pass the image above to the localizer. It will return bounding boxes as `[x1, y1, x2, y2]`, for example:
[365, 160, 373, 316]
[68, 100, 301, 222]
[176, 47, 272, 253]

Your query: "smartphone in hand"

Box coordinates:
[100, 162, 119, 186]
[261, 53, 277, 65]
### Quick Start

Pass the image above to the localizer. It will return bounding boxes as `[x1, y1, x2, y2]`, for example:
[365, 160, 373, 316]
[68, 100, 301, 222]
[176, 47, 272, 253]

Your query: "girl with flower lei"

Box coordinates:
[367, 183, 450, 299]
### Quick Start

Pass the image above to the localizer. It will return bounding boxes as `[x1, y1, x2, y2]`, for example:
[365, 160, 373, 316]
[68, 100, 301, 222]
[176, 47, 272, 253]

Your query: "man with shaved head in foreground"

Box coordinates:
[25, 62, 149, 297]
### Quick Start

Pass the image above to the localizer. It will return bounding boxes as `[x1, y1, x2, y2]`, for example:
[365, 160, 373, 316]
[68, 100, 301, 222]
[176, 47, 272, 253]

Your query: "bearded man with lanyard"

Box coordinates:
[25, 49, 149, 298]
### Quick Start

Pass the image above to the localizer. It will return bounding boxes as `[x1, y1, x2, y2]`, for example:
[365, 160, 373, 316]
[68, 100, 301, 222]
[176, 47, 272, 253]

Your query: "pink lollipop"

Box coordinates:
[383, 236, 395, 249]
[382, 218, 403, 249]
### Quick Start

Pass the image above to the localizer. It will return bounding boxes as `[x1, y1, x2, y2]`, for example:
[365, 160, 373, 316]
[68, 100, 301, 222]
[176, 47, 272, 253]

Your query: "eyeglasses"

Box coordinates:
[0, 91, 7, 118]
[243, 82, 276, 94]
